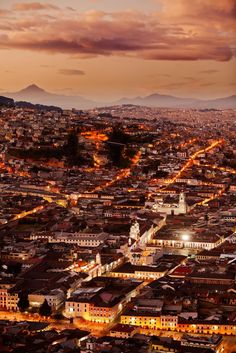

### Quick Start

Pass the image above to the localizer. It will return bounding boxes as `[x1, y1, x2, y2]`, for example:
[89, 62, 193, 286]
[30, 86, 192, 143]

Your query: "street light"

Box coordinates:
[182, 234, 190, 241]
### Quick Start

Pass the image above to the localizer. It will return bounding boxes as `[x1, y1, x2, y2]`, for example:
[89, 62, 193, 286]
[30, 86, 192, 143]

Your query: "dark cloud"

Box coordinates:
[183, 77, 196, 81]
[158, 81, 188, 89]
[199, 82, 216, 87]
[160, 74, 171, 78]
[159, 78, 217, 88]
[66, 7, 76, 12]
[200, 70, 219, 74]
[59, 69, 85, 76]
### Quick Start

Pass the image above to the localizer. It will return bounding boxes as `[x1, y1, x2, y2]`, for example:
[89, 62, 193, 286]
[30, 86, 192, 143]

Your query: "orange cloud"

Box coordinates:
[0, 4, 235, 62]
[172, 0, 235, 16]
[12, 2, 59, 11]
[162, 0, 236, 29]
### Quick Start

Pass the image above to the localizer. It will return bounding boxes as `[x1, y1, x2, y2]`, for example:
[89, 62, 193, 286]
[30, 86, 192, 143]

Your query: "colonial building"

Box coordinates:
[150, 192, 188, 215]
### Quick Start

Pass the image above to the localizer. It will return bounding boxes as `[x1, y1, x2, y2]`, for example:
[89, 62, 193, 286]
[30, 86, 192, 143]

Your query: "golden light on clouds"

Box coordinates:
[0, 0, 235, 100]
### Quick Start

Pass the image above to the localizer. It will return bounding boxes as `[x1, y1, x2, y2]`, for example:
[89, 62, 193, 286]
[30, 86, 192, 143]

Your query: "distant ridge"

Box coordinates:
[3, 84, 236, 110]
[115, 93, 236, 109]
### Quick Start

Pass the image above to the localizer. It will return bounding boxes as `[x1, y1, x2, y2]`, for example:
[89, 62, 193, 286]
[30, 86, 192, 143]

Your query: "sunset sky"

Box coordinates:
[0, 0, 236, 101]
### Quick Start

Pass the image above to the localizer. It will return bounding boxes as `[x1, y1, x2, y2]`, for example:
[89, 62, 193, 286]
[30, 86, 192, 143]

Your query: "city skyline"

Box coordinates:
[0, 0, 236, 101]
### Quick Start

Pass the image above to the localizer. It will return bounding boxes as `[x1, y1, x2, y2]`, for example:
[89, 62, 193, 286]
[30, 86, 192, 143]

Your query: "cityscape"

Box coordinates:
[0, 1, 236, 353]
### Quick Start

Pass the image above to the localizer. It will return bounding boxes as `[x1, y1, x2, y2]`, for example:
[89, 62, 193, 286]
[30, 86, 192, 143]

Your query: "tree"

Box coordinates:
[39, 299, 52, 317]
[108, 126, 133, 168]
[7, 262, 22, 276]
[17, 292, 29, 312]
[67, 131, 78, 155]
[64, 130, 83, 166]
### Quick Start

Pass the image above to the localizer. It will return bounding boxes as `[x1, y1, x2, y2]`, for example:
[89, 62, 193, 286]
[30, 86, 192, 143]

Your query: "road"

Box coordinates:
[151, 139, 224, 194]
[200, 163, 236, 175]
[89, 149, 141, 193]
[1, 309, 236, 350]
[12, 205, 46, 221]
[0, 310, 108, 336]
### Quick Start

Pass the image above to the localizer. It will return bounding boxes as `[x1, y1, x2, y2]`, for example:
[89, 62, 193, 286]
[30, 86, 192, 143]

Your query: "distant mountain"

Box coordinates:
[202, 95, 236, 109]
[3, 85, 236, 110]
[116, 93, 199, 108]
[115, 93, 236, 109]
[4, 84, 97, 110]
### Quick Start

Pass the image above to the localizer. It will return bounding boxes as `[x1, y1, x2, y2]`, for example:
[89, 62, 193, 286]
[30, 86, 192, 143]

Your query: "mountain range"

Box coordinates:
[116, 93, 236, 109]
[3, 84, 96, 110]
[2, 84, 236, 110]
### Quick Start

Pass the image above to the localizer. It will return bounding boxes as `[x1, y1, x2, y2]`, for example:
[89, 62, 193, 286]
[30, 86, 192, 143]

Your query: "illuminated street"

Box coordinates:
[166, 139, 224, 186]
[0, 5, 235, 349]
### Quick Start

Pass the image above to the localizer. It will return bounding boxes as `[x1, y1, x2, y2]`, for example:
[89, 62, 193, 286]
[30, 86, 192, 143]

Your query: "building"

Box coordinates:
[149, 193, 188, 215]
[29, 288, 65, 310]
[65, 277, 142, 323]
[109, 262, 170, 281]
[109, 324, 138, 338]
[46, 232, 108, 247]
[181, 333, 223, 352]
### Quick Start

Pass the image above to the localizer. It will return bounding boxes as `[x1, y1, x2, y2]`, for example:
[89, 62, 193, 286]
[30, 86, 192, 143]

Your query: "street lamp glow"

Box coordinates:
[182, 234, 190, 241]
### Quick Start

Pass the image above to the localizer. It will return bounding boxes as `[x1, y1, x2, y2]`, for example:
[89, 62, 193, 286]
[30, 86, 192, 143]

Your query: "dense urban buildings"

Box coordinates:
[1, 0, 236, 352]
[0, 100, 235, 352]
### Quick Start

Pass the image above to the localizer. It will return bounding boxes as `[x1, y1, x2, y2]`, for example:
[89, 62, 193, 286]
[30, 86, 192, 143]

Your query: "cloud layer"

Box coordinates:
[0, 1, 235, 61]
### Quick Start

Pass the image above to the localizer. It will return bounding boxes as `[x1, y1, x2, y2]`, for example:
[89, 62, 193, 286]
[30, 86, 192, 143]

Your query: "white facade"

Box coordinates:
[129, 221, 140, 241]
[29, 289, 65, 310]
[151, 193, 188, 215]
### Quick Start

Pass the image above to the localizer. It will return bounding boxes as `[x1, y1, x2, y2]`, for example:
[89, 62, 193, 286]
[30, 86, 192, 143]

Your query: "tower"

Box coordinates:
[179, 192, 185, 203]
[129, 220, 140, 241]
[178, 192, 187, 214]
[96, 252, 101, 265]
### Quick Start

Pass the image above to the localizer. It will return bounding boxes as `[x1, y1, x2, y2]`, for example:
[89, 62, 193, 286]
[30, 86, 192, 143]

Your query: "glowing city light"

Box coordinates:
[182, 234, 190, 241]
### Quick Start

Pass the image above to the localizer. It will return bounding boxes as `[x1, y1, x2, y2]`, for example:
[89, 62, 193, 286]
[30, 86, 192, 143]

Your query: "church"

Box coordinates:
[148, 192, 188, 215]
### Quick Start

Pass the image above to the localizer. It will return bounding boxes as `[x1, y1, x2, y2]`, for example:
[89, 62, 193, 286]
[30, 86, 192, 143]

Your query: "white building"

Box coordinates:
[31, 232, 108, 248]
[29, 288, 65, 310]
[151, 192, 188, 215]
